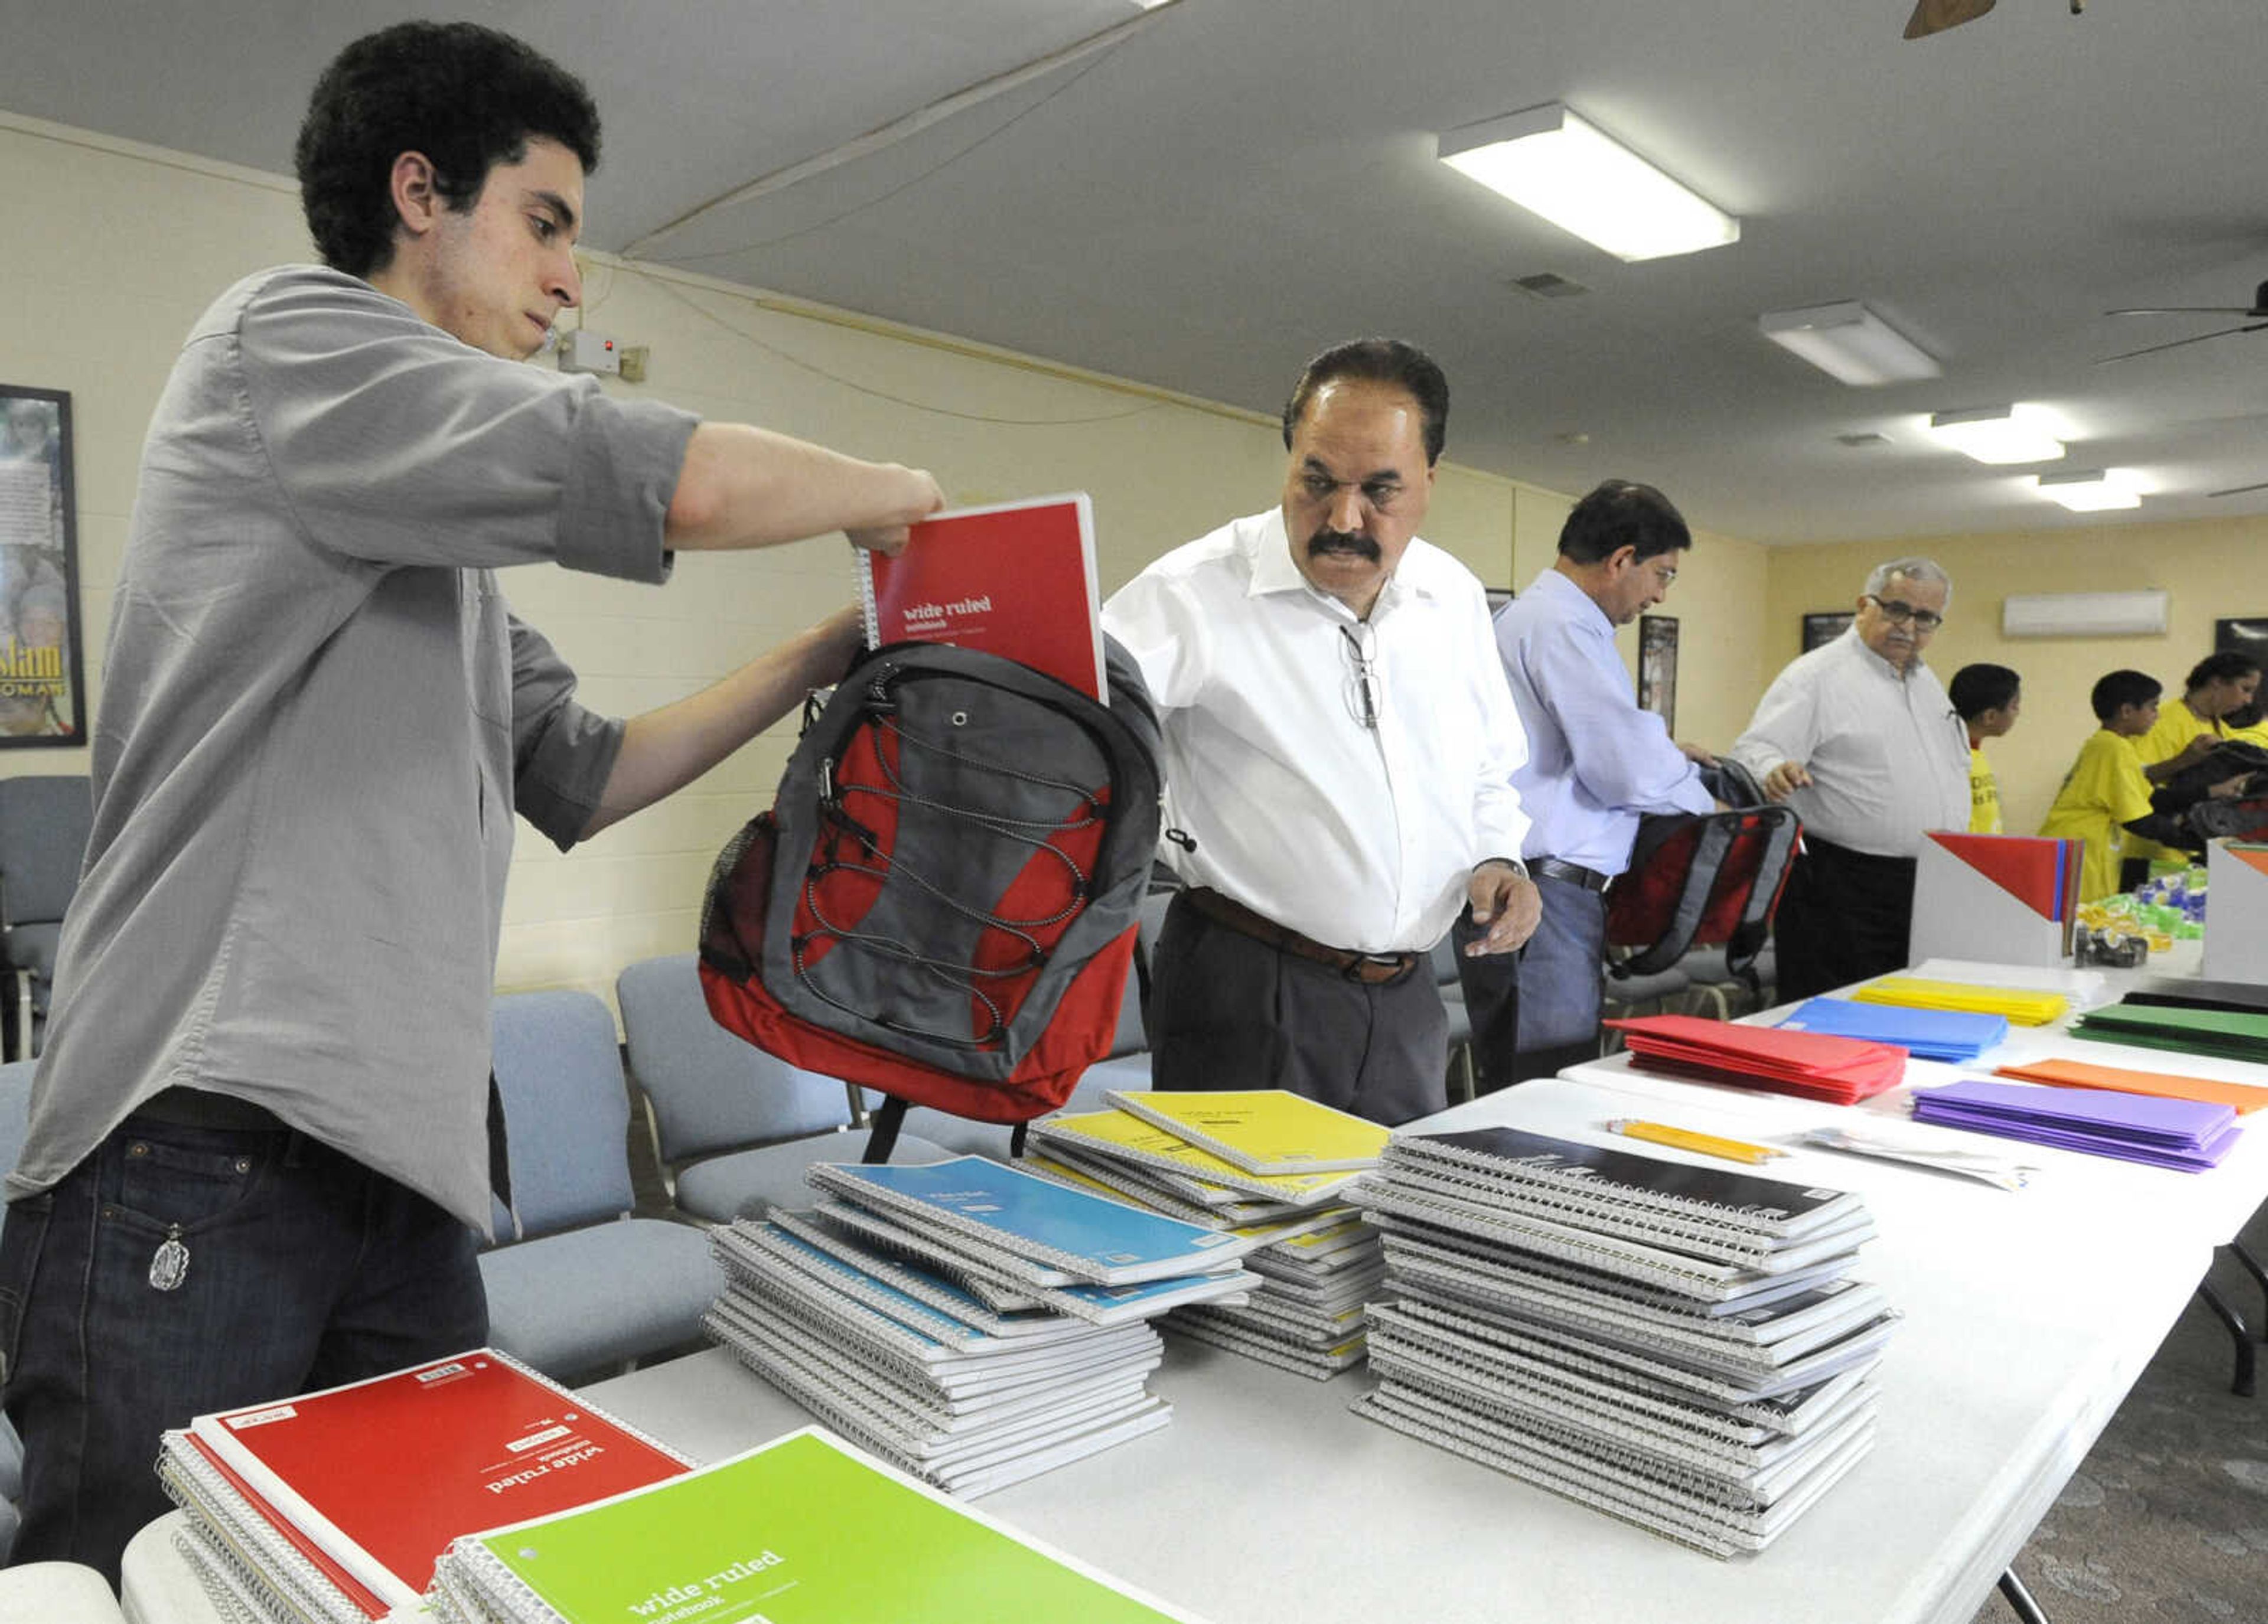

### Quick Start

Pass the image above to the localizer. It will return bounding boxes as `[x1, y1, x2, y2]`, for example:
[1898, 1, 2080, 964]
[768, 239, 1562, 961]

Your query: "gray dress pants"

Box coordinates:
[1146, 891, 1449, 1126]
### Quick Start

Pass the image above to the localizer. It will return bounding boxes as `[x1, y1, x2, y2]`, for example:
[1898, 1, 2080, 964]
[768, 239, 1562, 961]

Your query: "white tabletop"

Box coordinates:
[120, 964, 2267, 1624]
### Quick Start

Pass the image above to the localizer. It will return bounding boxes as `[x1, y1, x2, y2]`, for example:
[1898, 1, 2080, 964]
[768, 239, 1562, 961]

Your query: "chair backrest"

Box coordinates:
[0, 1059, 32, 1173]
[617, 954, 852, 1168]
[0, 776, 92, 928]
[489, 990, 636, 1238]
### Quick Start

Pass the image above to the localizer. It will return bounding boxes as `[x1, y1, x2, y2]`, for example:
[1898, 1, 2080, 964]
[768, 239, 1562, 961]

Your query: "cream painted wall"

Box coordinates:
[6, 112, 1686, 1010]
[1761, 518, 2268, 836]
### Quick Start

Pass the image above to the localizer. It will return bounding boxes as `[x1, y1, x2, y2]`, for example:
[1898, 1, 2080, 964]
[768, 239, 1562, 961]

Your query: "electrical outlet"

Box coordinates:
[618, 346, 649, 384]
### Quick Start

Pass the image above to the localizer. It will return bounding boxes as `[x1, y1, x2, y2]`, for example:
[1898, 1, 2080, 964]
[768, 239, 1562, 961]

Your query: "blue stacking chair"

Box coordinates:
[478, 990, 724, 1381]
[0, 1059, 33, 1560]
[0, 775, 93, 1062]
[616, 955, 953, 1222]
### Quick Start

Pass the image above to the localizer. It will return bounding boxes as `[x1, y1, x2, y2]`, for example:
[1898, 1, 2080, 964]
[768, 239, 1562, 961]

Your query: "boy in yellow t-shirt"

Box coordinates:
[1950, 663, 2021, 833]
[2128, 650, 2263, 863]
[2039, 670, 2161, 903]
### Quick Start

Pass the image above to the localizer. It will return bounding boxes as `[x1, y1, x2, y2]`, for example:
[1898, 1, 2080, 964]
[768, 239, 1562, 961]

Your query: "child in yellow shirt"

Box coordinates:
[1950, 663, 2021, 833]
[2039, 670, 2159, 904]
[2127, 650, 2263, 864]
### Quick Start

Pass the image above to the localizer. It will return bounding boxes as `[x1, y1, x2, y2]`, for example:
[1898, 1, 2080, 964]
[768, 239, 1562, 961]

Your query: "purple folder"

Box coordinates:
[1911, 1078, 2242, 1172]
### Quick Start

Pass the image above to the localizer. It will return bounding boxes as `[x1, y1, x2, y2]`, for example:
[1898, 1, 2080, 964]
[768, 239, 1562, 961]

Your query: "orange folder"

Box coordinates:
[1993, 1056, 2268, 1116]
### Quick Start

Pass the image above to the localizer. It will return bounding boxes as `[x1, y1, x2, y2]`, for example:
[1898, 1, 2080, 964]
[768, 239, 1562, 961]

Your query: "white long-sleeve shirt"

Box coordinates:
[1103, 507, 1530, 953]
[1728, 627, 1970, 858]
[1497, 569, 1713, 875]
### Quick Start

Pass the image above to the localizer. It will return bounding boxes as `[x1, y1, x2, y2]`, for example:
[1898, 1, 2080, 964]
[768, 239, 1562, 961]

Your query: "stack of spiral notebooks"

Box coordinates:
[155, 1349, 691, 1624]
[704, 1154, 1261, 1496]
[1021, 1098, 1385, 1378]
[1351, 1127, 1895, 1558]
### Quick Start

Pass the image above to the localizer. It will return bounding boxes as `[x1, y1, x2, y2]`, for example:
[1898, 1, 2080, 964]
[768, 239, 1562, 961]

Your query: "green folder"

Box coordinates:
[2071, 1004, 2268, 1064]
[439, 1428, 1201, 1623]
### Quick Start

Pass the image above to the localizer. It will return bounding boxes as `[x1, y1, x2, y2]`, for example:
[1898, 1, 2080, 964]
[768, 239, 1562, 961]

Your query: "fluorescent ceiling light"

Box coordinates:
[1758, 301, 1939, 386]
[1927, 405, 2066, 465]
[2034, 469, 2144, 512]
[1436, 104, 1739, 263]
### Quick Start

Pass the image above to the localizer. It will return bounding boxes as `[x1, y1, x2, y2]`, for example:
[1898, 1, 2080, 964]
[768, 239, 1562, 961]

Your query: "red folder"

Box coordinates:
[1925, 831, 2067, 922]
[1604, 1013, 1907, 1104]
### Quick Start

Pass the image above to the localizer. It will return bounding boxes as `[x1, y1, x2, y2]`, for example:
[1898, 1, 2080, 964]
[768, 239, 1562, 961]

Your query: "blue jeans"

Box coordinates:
[0, 1115, 487, 1583]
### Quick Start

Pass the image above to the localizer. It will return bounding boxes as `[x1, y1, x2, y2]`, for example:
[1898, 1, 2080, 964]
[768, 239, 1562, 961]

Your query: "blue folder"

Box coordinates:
[1774, 997, 2009, 1063]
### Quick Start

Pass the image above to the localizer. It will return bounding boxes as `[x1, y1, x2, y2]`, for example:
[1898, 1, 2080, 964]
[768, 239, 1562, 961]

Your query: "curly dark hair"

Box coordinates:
[295, 21, 601, 278]
[1281, 338, 1449, 466]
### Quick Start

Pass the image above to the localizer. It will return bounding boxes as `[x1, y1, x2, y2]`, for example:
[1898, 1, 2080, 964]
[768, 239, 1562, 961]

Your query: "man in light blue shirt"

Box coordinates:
[1454, 481, 1715, 1088]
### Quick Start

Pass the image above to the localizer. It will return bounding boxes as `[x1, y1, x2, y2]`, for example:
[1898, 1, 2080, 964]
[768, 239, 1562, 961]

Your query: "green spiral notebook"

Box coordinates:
[432, 1427, 1208, 1623]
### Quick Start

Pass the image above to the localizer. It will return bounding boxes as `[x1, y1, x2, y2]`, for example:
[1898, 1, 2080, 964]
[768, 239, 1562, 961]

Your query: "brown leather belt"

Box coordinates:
[1181, 886, 1421, 985]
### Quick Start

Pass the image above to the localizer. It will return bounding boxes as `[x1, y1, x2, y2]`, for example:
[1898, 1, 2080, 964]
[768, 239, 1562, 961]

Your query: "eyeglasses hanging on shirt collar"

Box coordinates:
[1864, 594, 1944, 632]
[1341, 623, 1380, 729]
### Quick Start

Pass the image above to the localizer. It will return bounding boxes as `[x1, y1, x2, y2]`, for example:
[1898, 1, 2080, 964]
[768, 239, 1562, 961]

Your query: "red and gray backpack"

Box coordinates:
[698, 639, 1161, 1155]
[1604, 759, 1800, 981]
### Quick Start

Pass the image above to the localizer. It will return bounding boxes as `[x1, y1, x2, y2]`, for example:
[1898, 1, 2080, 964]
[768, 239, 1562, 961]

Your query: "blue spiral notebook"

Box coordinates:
[807, 1156, 1243, 1285]
[1774, 998, 2009, 1063]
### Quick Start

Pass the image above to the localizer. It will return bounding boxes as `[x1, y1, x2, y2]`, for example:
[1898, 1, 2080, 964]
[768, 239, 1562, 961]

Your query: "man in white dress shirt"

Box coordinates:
[1455, 481, 1716, 1090]
[1728, 558, 1970, 1002]
[1102, 339, 1540, 1124]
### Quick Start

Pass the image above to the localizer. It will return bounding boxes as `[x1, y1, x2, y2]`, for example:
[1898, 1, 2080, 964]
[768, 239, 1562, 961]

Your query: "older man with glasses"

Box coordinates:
[1102, 338, 1539, 1124]
[1728, 557, 1970, 1002]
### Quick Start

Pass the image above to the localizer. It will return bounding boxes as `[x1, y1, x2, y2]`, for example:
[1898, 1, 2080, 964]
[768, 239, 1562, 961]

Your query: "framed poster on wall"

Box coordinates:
[1802, 611, 1853, 653]
[2215, 617, 2268, 661]
[0, 384, 86, 746]
[1638, 614, 1679, 732]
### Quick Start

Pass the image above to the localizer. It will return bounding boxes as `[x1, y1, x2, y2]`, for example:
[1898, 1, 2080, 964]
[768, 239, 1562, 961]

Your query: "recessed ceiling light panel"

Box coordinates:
[1437, 104, 1739, 263]
[2034, 469, 2145, 511]
[1759, 301, 1940, 386]
[1927, 405, 2067, 465]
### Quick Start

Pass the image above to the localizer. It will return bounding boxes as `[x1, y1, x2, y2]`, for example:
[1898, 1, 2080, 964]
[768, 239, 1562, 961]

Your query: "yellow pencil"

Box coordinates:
[1607, 1118, 1784, 1165]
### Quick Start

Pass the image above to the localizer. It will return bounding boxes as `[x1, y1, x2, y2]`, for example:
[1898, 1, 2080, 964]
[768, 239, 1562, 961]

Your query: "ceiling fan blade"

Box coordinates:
[2096, 321, 2268, 363]
[2210, 481, 2268, 499]
[1905, 0, 1996, 38]
[2105, 306, 2258, 317]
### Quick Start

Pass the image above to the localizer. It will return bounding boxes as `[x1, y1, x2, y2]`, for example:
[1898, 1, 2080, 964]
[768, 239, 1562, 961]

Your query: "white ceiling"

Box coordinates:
[5, 0, 2266, 543]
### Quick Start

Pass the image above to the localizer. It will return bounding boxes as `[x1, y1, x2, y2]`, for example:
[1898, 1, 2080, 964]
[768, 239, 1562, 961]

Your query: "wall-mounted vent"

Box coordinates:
[1510, 272, 1591, 299]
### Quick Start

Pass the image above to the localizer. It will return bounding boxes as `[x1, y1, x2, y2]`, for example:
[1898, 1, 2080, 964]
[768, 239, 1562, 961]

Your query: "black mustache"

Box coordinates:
[1306, 529, 1380, 563]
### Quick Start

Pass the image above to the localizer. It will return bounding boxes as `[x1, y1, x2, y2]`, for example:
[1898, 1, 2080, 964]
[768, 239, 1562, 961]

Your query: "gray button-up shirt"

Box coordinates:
[9, 266, 698, 1232]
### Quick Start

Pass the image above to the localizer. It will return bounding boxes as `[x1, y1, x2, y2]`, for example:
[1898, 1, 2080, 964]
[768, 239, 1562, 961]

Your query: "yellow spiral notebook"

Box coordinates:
[1102, 1090, 1390, 1175]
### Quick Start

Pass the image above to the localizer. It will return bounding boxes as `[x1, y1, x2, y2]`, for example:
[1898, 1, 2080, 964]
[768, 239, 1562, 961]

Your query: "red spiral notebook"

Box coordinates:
[186, 1349, 690, 1613]
[858, 493, 1106, 699]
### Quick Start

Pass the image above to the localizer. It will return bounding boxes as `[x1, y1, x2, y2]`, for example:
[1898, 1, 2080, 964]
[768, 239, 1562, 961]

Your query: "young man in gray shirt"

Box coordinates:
[0, 21, 943, 1577]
